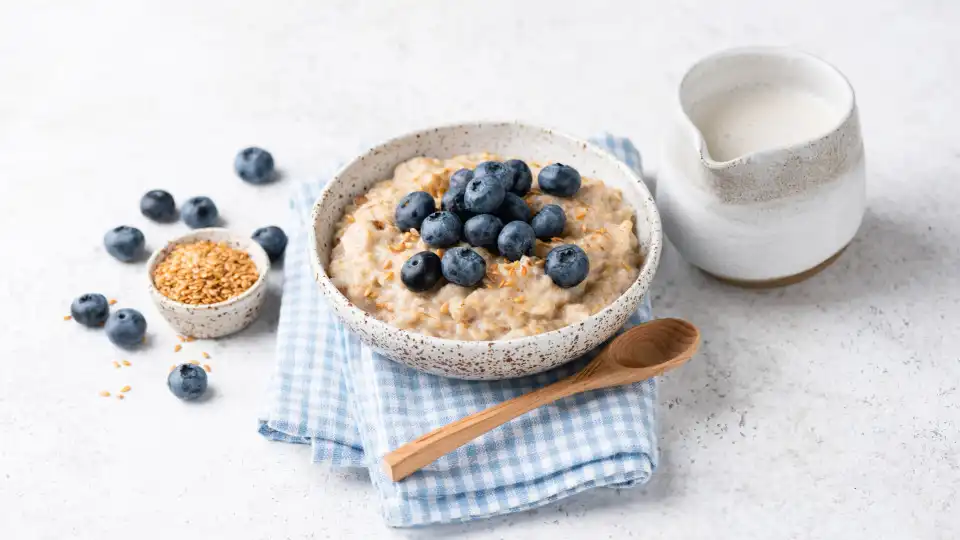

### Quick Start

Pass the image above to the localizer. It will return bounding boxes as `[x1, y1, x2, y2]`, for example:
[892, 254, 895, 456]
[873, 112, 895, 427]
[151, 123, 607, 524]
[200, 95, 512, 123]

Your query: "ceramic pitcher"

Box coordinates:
[657, 47, 865, 286]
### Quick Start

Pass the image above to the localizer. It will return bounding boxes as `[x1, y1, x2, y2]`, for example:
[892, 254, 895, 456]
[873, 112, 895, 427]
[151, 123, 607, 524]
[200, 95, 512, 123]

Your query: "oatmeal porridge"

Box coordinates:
[328, 153, 642, 341]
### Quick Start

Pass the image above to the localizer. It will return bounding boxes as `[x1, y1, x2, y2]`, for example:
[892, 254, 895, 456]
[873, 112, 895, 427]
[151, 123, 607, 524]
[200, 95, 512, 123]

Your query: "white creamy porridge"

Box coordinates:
[328, 153, 642, 341]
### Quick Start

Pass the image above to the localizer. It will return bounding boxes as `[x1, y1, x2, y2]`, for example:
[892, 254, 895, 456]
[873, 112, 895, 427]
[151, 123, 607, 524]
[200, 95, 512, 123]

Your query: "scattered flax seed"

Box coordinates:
[169, 364, 176, 373]
[498, 279, 506, 288]
[177, 335, 186, 342]
[116, 394, 125, 400]
[99, 391, 111, 397]
[108, 299, 117, 305]
[189, 360, 200, 366]
[202, 352, 210, 359]
[388, 243, 406, 253]
[364, 288, 376, 299]
[382, 259, 393, 270]
[436, 248, 445, 258]
[550, 237, 564, 243]
[152, 241, 259, 305]
[520, 265, 528, 276]
[409, 228, 420, 238]
[121, 360, 131, 366]
[112, 361, 121, 369]
[354, 195, 368, 205]
[203, 364, 212, 373]
[385, 271, 395, 281]
[514, 296, 525, 303]
[185, 336, 196, 343]
[440, 302, 450, 315]
[504, 279, 515, 288]
[63, 315, 72, 321]
[575, 210, 586, 220]
[119, 385, 131, 393]
[621, 262, 631, 271]
[372, 220, 385, 230]
[174, 344, 182, 353]
[345, 214, 356, 223]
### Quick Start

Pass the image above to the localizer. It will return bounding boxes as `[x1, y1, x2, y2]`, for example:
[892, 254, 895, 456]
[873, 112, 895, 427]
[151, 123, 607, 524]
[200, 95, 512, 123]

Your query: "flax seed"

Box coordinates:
[99, 391, 111, 397]
[436, 248, 445, 258]
[520, 265, 528, 276]
[121, 360, 131, 366]
[169, 364, 176, 372]
[345, 214, 355, 223]
[382, 259, 393, 270]
[621, 262, 631, 271]
[108, 299, 117, 305]
[152, 241, 259, 305]
[514, 296, 525, 303]
[189, 360, 200, 365]
[202, 352, 210, 359]
[203, 364, 212, 373]
[185, 336, 196, 342]
[354, 195, 368, 206]
[116, 394, 125, 400]
[575, 210, 586, 220]
[177, 335, 186, 342]
[174, 344, 182, 353]
[385, 271, 395, 281]
[63, 315, 72, 321]
[440, 302, 450, 315]
[120, 385, 131, 393]
[113, 361, 121, 369]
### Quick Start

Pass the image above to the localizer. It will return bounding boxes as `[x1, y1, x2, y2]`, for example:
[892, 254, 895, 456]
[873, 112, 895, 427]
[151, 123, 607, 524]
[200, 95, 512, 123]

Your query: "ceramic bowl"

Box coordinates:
[309, 122, 662, 380]
[147, 228, 271, 339]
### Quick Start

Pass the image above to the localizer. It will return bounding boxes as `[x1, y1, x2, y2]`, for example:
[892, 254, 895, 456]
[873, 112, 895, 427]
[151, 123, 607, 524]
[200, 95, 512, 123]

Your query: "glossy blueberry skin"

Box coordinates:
[234, 147, 275, 184]
[105, 308, 147, 347]
[538, 163, 582, 197]
[531, 204, 566, 238]
[181, 196, 219, 229]
[168, 363, 208, 401]
[497, 221, 536, 262]
[545, 244, 590, 288]
[420, 211, 463, 248]
[252, 226, 288, 262]
[441, 184, 476, 222]
[441, 247, 486, 287]
[464, 176, 506, 214]
[449, 168, 474, 192]
[463, 214, 504, 248]
[104, 226, 145, 262]
[504, 159, 532, 196]
[394, 191, 436, 232]
[496, 193, 532, 224]
[70, 293, 109, 327]
[474, 161, 512, 191]
[139, 190, 176, 222]
[400, 251, 443, 292]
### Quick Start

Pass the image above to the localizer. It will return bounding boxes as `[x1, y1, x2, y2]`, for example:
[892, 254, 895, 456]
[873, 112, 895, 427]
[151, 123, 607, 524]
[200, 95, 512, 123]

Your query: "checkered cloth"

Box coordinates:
[259, 135, 657, 527]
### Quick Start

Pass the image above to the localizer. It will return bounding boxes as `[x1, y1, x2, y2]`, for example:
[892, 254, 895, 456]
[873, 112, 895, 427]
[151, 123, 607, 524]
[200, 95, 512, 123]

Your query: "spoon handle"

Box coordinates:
[382, 376, 585, 482]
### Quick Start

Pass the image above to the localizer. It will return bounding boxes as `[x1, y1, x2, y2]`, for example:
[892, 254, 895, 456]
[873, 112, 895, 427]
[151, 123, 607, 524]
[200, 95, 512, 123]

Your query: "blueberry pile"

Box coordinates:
[393, 160, 590, 291]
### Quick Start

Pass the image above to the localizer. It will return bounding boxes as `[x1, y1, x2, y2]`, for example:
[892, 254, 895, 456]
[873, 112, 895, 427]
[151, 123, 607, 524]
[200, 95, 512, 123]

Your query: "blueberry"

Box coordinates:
[252, 226, 288, 262]
[441, 184, 475, 222]
[168, 363, 208, 401]
[449, 168, 474, 191]
[464, 176, 506, 214]
[441, 247, 486, 287]
[463, 214, 504, 248]
[530, 204, 566, 238]
[139, 190, 176, 222]
[235, 147, 275, 184]
[103, 226, 145, 262]
[395, 191, 436, 232]
[538, 163, 582, 197]
[400, 251, 443, 292]
[420, 211, 462, 248]
[182, 196, 219, 228]
[497, 221, 536, 262]
[70, 293, 109, 327]
[105, 308, 147, 347]
[545, 244, 590, 288]
[474, 161, 513, 191]
[504, 159, 533, 196]
[496, 193, 532, 223]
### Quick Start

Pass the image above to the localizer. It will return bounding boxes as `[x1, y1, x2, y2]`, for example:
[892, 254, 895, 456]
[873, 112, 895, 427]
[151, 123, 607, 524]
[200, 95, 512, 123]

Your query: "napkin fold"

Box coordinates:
[259, 135, 657, 527]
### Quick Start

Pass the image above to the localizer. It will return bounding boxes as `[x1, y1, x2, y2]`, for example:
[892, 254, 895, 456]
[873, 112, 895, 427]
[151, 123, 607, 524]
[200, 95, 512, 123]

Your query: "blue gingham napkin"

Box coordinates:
[259, 135, 657, 527]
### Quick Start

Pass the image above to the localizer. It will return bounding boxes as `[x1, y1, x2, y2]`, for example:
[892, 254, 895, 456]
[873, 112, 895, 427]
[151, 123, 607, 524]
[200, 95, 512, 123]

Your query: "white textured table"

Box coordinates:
[2, 1, 958, 538]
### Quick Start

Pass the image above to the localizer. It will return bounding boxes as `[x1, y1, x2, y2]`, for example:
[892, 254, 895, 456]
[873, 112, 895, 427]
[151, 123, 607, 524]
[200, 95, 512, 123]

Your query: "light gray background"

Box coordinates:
[2, 1, 957, 538]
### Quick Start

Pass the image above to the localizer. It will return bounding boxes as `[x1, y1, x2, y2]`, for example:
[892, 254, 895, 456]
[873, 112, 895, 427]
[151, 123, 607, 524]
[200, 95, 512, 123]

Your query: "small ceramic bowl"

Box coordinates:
[146, 228, 271, 339]
[309, 121, 662, 380]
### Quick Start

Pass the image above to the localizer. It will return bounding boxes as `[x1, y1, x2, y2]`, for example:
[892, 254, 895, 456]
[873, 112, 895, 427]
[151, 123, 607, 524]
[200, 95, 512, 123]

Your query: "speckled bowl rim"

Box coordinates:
[308, 121, 662, 349]
[145, 227, 271, 311]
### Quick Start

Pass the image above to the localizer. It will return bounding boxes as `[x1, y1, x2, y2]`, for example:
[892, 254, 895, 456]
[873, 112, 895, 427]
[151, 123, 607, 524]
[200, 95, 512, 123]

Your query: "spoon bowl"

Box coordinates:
[383, 318, 700, 482]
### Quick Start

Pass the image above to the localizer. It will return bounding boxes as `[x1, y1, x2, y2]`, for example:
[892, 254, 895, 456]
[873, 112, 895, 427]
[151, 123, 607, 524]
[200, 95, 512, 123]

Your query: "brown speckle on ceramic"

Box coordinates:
[146, 228, 271, 339]
[309, 122, 662, 380]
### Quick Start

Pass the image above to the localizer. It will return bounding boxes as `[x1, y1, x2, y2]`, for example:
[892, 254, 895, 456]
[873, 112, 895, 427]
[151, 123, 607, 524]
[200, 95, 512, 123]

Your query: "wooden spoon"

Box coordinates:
[382, 318, 700, 482]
